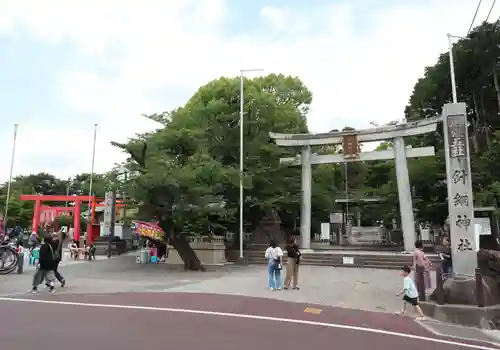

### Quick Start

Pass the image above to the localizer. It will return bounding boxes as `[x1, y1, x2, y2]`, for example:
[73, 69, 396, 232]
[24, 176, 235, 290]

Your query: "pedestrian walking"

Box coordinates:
[264, 240, 283, 291]
[439, 236, 452, 280]
[46, 231, 66, 287]
[30, 235, 57, 294]
[284, 235, 301, 290]
[413, 241, 432, 290]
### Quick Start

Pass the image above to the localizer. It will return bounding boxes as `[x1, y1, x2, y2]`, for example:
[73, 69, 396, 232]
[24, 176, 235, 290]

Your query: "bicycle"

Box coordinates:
[0, 236, 19, 275]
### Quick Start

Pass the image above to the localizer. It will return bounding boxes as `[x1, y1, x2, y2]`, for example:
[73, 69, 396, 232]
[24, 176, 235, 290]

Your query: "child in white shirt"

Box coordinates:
[395, 265, 425, 320]
[264, 240, 283, 291]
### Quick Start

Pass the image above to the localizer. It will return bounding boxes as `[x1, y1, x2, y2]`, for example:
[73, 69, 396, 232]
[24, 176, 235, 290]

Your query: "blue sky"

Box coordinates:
[0, 0, 494, 181]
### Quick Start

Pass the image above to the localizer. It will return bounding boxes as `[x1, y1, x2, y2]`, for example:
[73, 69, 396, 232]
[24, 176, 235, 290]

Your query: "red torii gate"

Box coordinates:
[39, 206, 73, 230]
[20, 194, 98, 243]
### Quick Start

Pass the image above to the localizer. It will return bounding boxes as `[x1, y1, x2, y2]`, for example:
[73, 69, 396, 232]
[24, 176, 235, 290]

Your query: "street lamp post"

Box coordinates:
[3, 124, 18, 232]
[447, 33, 469, 103]
[86, 124, 98, 243]
[88, 124, 98, 207]
[239, 68, 264, 260]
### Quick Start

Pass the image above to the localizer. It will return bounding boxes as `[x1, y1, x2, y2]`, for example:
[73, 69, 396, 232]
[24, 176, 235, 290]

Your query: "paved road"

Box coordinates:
[0, 292, 496, 350]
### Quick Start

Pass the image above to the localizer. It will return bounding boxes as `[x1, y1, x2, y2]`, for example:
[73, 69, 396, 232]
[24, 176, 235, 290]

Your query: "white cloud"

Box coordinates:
[0, 0, 498, 181]
[260, 6, 286, 31]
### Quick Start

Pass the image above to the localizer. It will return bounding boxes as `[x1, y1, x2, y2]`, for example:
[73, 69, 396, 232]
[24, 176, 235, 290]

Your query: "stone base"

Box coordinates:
[235, 256, 248, 265]
[420, 301, 500, 329]
[311, 242, 331, 250]
[429, 275, 500, 306]
[423, 275, 500, 328]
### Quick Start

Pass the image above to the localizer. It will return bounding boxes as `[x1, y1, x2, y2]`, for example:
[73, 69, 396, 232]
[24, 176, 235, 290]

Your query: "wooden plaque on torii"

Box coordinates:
[342, 135, 360, 159]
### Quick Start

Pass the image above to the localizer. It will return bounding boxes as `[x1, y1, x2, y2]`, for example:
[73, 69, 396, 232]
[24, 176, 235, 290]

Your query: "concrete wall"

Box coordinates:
[167, 236, 227, 265]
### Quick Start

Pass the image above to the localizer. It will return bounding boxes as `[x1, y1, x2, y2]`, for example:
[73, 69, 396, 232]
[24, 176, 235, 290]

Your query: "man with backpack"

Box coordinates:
[29, 230, 38, 248]
[30, 235, 57, 294]
[48, 231, 66, 287]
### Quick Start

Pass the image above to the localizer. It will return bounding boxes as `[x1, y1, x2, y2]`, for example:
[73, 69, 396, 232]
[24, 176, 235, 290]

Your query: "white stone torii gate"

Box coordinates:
[269, 118, 439, 252]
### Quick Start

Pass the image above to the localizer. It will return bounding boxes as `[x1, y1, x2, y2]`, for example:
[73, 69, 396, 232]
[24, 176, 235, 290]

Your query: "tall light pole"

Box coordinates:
[65, 177, 71, 208]
[343, 160, 349, 243]
[239, 68, 264, 259]
[447, 33, 469, 103]
[86, 124, 98, 239]
[3, 124, 18, 231]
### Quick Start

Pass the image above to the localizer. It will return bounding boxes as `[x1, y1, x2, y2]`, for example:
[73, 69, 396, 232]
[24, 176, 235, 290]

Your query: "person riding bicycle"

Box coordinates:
[7, 225, 23, 246]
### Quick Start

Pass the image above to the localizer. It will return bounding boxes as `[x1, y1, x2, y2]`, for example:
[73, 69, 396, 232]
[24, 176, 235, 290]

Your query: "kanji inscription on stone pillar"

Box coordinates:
[442, 103, 476, 276]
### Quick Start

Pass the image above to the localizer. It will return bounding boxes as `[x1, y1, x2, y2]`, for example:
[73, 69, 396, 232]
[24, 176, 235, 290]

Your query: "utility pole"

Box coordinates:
[238, 68, 263, 261]
[4, 124, 18, 232]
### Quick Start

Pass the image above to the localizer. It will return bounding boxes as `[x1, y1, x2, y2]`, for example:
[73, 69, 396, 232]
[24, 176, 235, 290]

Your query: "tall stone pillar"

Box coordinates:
[442, 103, 476, 276]
[393, 137, 416, 252]
[356, 210, 361, 227]
[300, 146, 312, 250]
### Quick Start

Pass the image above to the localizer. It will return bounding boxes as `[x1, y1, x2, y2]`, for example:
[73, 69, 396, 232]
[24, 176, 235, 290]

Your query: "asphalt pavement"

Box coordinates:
[0, 292, 497, 350]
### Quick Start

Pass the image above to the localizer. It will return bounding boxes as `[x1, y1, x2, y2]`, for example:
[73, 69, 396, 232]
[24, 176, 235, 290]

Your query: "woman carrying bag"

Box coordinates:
[264, 240, 283, 291]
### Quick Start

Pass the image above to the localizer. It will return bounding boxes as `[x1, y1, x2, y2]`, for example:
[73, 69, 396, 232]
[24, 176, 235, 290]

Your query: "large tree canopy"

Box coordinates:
[113, 74, 350, 269]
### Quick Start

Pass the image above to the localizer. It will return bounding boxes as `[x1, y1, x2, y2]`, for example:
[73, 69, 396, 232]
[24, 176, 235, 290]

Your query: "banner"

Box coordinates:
[134, 221, 164, 242]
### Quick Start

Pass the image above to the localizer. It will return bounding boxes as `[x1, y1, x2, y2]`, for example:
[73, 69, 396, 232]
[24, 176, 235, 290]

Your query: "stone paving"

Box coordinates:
[0, 255, 248, 296]
[162, 264, 414, 313]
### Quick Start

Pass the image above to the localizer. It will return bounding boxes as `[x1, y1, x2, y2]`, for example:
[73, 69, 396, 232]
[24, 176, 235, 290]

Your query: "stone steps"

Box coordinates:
[239, 250, 442, 270]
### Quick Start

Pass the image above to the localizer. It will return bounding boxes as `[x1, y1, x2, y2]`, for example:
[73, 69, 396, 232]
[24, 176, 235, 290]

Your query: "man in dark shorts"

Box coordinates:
[395, 265, 425, 320]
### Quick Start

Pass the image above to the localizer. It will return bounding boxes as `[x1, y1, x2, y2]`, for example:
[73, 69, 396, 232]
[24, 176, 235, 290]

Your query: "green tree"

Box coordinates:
[72, 173, 109, 198]
[113, 74, 314, 270]
[0, 191, 34, 228]
[0, 173, 68, 228]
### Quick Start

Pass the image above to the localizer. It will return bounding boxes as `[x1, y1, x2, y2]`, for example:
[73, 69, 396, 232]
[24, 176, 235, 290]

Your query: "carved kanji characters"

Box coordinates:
[457, 238, 473, 252]
[450, 137, 466, 158]
[452, 169, 467, 185]
[453, 193, 469, 207]
[455, 214, 471, 230]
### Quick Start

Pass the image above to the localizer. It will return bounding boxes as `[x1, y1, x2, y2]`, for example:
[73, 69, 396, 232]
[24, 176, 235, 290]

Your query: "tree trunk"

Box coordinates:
[157, 218, 205, 271]
[472, 91, 480, 152]
[492, 63, 500, 113]
[170, 234, 205, 271]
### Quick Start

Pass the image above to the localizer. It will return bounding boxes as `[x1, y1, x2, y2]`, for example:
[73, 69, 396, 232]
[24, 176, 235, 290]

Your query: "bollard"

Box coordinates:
[475, 268, 485, 307]
[435, 266, 444, 305]
[17, 252, 24, 274]
[416, 265, 426, 301]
